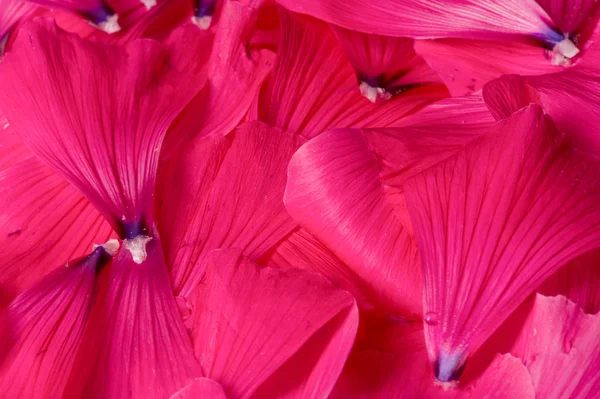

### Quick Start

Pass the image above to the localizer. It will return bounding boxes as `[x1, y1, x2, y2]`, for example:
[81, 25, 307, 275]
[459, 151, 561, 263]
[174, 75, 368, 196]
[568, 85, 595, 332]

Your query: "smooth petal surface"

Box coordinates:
[158, 121, 303, 298]
[539, 248, 600, 314]
[0, 19, 199, 237]
[482, 75, 542, 120]
[0, 247, 111, 397]
[0, 0, 35, 43]
[404, 106, 600, 380]
[275, 0, 556, 41]
[0, 158, 113, 298]
[508, 294, 600, 398]
[0, 126, 31, 172]
[253, 8, 446, 138]
[416, 39, 557, 96]
[284, 96, 495, 316]
[67, 238, 200, 398]
[190, 248, 358, 398]
[285, 129, 421, 317]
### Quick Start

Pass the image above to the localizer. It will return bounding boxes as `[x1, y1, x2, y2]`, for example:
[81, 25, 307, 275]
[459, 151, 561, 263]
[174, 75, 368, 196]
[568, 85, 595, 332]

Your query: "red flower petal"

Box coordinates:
[190, 248, 358, 398]
[404, 105, 600, 380]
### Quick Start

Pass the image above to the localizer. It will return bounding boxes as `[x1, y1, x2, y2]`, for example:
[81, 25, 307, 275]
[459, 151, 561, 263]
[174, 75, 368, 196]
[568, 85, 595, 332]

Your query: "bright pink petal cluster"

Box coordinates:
[0, 0, 599, 398]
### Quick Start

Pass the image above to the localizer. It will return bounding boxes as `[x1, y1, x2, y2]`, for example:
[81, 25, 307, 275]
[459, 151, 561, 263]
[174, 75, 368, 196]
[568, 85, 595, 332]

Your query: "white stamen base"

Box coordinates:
[554, 37, 579, 58]
[434, 380, 458, 391]
[359, 81, 391, 103]
[141, 0, 157, 10]
[98, 14, 121, 34]
[123, 235, 152, 264]
[191, 15, 212, 30]
[93, 238, 120, 257]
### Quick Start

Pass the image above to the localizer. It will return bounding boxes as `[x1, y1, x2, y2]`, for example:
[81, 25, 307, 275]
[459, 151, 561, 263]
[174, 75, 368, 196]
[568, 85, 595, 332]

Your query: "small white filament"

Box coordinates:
[92, 238, 120, 256]
[97, 14, 121, 34]
[191, 15, 212, 30]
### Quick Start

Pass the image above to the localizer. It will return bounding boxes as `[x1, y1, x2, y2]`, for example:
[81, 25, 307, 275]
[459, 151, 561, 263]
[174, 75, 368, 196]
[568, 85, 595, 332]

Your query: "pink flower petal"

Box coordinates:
[284, 129, 421, 317]
[415, 39, 558, 96]
[259, 228, 369, 305]
[404, 105, 600, 381]
[0, 158, 113, 298]
[170, 378, 227, 399]
[331, 313, 535, 398]
[0, 0, 35, 45]
[252, 8, 446, 138]
[508, 294, 600, 398]
[0, 125, 31, 172]
[158, 122, 303, 298]
[190, 248, 358, 398]
[164, 0, 275, 156]
[275, 0, 555, 41]
[0, 246, 112, 397]
[0, 19, 199, 237]
[284, 96, 495, 317]
[331, 25, 441, 101]
[539, 248, 600, 314]
[482, 75, 542, 120]
[536, 0, 600, 34]
[66, 238, 200, 398]
[27, 0, 119, 31]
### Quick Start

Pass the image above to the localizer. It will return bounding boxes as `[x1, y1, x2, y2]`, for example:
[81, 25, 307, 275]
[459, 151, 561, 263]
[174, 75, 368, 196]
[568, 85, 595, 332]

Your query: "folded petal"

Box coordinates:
[482, 75, 542, 120]
[158, 121, 303, 297]
[538, 248, 600, 314]
[189, 248, 358, 398]
[0, 245, 113, 397]
[404, 105, 600, 381]
[415, 39, 557, 96]
[66, 238, 200, 398]
[508, 294, 600, 398]
[253, 7, 446, 138]
[275, 0, 556, 42]
[285, 129, 421, 317]
[163, 0, 275, 156]
[0, 158, 113, 298]
[284, 97, 494, 317]
[0, 19, 199, 238]
[259, 228, 369, 304]
[0, 0, 36, 48]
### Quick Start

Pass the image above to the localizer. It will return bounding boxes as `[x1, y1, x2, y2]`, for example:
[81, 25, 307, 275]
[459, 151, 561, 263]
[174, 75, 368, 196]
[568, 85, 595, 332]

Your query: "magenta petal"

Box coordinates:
[169, 378, 227, 399]
[0, 158, 113, 298]
[163, 0, 275, 156]
[158, 121, 303, 297]
[253, 7, 446, 138]
[482, 75, 542, 120]
[66, 238, 200, 398]
[416, 39, 557, 96]
[509, 294, 600, 397]
[190, 248, 358, 398]
[0, 247, 111, 397]
[0, 19, 199, 236]
[404, 105, 600, 380]
[0, 0, 35, 43]
[536, 0, 600, 33]
[285, 129, 422, 317]
[539, 248, 600, 314]
[275, 0, 554, 41]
